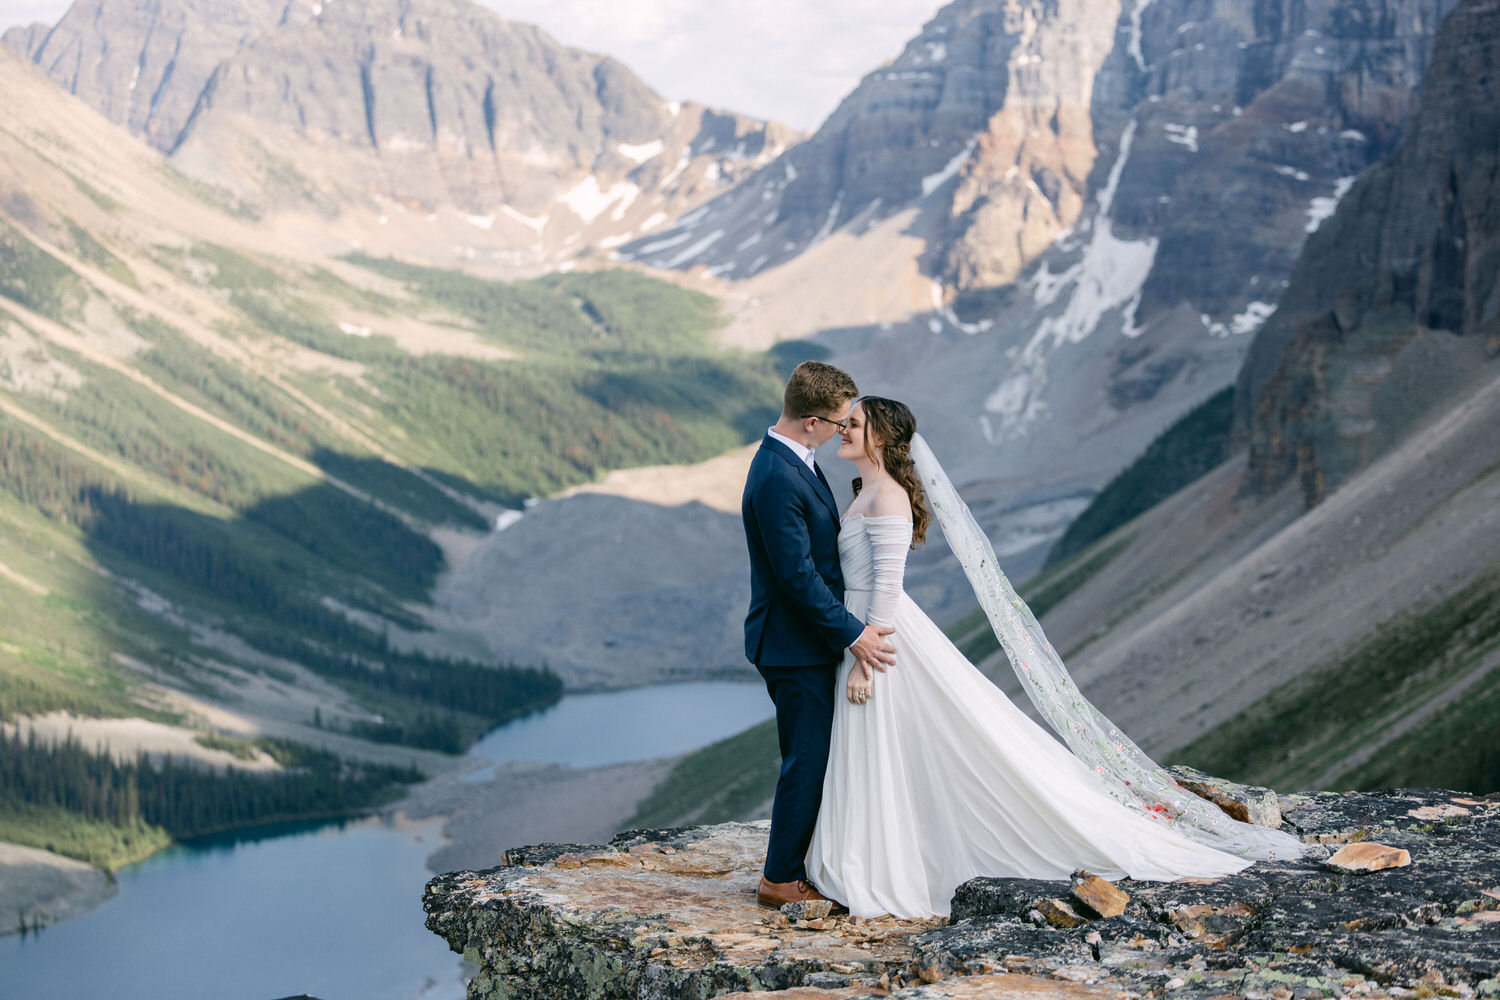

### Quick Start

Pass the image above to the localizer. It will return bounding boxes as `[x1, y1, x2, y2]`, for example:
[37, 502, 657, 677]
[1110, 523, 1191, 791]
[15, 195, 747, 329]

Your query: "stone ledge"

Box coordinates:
[425, 788, 1500, 1000]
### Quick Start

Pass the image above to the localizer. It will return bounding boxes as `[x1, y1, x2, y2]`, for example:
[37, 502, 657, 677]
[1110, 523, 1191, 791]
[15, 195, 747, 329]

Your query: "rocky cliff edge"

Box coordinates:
[425, 781, 1500, 1000]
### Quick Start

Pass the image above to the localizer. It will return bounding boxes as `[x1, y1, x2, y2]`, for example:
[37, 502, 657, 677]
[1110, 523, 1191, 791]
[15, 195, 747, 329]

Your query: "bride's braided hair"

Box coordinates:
[849, 396, 930, 547]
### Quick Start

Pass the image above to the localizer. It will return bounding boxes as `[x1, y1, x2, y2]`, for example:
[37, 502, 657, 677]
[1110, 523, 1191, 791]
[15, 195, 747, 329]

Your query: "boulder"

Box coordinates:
[1325, 842, 1413, 874]
[781, 899, 833, 921]
[1036, 897, 1088, 928]
[1166, 763, 1283, 828]
[1069, 870, 1129, 918]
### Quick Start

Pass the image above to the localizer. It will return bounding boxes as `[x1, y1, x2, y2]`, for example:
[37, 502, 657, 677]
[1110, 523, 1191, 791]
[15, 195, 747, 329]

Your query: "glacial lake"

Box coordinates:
[0, 679, 772, 1000]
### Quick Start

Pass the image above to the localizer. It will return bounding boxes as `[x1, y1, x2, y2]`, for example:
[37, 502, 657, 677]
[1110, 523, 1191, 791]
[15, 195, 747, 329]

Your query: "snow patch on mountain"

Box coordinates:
[1129, 0, 1158, 72]
[663, 230, 725, 267]
[1163, 123, 1197, 151]
[931, 280, 994, 336]
[1204, 300, 1276, 338]
[560, 177, 641, 224]
[1305, 176, 1358, 233]
[997, 119, 1158, 434]
[617, 140, 664, 164]
[922, 138, 977, 197]
[812, 193, 844, 244]
[500, 206, 548, 233]
[635, 230, 695, 254]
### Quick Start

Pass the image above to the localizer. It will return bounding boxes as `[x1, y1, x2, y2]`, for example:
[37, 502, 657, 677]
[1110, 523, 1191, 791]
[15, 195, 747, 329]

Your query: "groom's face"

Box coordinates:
[811, 399, 854, 448]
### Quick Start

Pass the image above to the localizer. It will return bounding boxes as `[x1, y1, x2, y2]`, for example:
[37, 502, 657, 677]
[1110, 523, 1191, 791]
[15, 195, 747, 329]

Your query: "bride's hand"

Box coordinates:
[847, 667, 872, 705]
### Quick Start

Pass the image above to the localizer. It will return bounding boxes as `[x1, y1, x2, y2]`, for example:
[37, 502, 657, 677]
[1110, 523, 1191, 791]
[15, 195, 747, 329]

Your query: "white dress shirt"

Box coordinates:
[767, 427, 817, 470]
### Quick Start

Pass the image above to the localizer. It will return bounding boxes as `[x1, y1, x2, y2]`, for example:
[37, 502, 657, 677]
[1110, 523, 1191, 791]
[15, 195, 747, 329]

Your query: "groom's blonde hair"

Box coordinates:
[783, 361, 858, 419]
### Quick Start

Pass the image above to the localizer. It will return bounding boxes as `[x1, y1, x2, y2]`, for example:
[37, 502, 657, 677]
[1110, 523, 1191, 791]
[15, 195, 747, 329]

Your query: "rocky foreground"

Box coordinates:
[425, 783, 1500, 1000]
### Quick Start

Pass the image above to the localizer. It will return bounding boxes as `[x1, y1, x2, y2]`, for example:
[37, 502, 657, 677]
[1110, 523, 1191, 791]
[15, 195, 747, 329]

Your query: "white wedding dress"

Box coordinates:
[805, 513, 1257, 919]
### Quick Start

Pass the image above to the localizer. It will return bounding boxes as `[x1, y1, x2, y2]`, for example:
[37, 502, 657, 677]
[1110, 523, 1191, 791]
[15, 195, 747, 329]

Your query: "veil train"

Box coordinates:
[910, 433, 1304, 861]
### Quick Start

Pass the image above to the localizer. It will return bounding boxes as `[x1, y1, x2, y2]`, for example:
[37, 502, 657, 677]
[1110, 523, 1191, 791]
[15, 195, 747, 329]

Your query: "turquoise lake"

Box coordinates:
[0, 679, 771, 1000]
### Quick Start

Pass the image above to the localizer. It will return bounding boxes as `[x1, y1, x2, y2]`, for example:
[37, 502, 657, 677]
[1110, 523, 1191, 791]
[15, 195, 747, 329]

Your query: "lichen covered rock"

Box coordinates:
[424, 821, 944, 1000]
[426, 788, 1500, 1000]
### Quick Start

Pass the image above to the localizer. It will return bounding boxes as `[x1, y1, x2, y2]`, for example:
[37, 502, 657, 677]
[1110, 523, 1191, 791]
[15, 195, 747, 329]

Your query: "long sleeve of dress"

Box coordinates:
[865, 517, 913, 629]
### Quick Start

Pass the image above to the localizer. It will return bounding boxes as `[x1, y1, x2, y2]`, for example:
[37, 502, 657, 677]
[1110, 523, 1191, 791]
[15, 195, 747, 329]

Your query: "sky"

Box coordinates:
[3, 0, 941, 131]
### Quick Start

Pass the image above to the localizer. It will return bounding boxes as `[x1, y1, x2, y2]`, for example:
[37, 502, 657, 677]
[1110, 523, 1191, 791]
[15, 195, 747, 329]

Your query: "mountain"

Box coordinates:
[611, 0, 1457, 581]
[1236, 0, 1499, 506]
[3, 0, 797, 262]
[628, 0, 1453, 302]
[982, 0, 1500, 795]
[8, 0, 1462, 593]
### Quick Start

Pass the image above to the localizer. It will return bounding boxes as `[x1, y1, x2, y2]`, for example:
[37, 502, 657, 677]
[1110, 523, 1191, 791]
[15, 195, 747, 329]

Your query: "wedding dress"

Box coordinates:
[805, 437, 1304, 919]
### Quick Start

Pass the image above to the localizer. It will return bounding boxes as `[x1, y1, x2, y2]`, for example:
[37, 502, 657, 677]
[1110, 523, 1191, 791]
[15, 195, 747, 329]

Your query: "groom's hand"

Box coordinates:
[850, 625, 896, 680]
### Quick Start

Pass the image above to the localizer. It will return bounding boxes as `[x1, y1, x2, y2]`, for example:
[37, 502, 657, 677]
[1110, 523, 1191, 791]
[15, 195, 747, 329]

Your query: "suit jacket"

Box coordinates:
[742, 434, 865, 666]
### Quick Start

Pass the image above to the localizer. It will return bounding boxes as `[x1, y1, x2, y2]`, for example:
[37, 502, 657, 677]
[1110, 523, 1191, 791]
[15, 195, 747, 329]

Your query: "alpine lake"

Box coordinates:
[0, 680, 772, 1000]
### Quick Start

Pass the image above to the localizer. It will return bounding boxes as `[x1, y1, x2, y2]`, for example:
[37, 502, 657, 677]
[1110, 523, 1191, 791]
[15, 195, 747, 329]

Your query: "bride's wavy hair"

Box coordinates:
[850, 396, 930, 547]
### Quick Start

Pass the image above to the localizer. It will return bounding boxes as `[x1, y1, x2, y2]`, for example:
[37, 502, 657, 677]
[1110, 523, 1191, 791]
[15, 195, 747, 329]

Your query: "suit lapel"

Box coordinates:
[813, 463, 836, 507]
[763, 435, 841, 526]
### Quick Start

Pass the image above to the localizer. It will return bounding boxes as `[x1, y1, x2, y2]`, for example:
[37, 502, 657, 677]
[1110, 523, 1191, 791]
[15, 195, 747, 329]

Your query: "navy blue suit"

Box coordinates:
[743, 433, 864, 883]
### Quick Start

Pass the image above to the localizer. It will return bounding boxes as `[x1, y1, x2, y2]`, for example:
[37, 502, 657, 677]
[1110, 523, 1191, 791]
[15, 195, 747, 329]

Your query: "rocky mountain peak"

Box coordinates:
[4, 0, 292, 152]
[5, 0, 796, 260]
[621, 0, 1122, 291]
[621, 0, 1456, 325]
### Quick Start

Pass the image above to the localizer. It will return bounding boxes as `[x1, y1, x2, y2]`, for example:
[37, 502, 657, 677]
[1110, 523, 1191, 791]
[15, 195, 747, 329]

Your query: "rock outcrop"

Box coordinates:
[1237, 0, 1499, 507]
[425, 786, 1500, 1000]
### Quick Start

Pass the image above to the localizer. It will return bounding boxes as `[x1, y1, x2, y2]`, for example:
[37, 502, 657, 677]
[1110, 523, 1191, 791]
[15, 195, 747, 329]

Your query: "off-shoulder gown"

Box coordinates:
[804, 514, 1251, 919]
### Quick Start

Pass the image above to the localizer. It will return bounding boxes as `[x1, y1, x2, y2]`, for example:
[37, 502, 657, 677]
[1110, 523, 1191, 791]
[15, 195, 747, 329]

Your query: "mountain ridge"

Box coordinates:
[4, 0, 798, 266]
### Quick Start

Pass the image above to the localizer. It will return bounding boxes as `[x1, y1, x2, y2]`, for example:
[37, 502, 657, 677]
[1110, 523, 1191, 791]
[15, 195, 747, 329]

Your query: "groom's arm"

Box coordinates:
[747, 476, 865, 653]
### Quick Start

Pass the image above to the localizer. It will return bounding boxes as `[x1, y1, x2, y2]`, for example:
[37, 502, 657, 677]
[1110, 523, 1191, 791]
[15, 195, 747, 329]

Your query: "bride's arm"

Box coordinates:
[865, 503, 914, 631]
[849, 495, 913, 703]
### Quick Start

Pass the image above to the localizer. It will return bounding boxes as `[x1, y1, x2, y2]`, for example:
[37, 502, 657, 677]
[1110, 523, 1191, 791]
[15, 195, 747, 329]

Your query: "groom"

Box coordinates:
[742, 361, 896, 909]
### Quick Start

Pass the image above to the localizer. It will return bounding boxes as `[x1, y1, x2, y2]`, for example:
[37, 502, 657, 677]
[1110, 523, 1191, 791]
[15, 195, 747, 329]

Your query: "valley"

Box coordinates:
[0, 0, 1495, 980]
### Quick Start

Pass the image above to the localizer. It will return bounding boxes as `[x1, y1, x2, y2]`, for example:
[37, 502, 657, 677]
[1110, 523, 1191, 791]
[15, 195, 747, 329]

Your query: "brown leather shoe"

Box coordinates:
[756, 876, 848, 914]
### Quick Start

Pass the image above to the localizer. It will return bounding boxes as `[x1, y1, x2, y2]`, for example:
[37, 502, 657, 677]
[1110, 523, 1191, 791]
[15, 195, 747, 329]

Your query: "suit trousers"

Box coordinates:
[757, 662, 839, 883]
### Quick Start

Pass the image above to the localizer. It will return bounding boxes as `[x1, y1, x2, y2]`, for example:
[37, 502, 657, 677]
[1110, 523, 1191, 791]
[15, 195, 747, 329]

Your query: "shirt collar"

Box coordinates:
[767, 427, 817, 469]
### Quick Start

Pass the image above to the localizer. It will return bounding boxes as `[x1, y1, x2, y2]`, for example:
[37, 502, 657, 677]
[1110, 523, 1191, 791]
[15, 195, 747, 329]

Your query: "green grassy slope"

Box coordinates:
[1172, 567, 1500, 794]
[1045, 388, 1234, 569]
[0, 176, 790, 862]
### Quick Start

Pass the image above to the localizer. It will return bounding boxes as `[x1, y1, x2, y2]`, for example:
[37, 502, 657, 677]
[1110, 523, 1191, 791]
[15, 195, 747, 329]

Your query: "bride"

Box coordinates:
[804, 397, 1304, 919]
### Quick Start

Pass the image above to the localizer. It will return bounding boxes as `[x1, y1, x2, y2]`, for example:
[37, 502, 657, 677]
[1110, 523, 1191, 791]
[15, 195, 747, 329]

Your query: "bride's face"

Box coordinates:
[837, 403, 879, 464]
